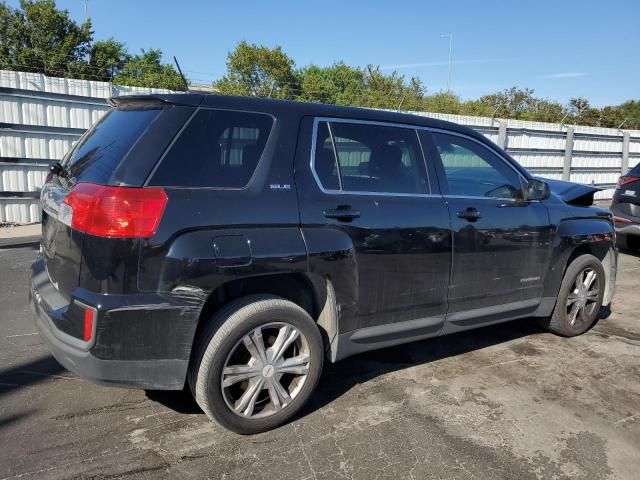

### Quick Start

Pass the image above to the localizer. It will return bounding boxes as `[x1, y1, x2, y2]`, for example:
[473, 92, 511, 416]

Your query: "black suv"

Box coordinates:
[31, 94, 617, 434]
[611, 163, 640, 251]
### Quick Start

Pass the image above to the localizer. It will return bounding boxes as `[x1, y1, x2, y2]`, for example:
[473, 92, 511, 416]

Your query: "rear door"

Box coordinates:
[40, 106, 163, 299]
[296, 117, 452, 335]
[421, 130, 553, 322]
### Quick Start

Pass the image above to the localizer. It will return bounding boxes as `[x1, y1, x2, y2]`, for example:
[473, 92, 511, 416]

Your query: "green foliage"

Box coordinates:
[214, 42, 640, 129]
[0, 0, 184, 88]
[216, 43, 429, 110]
[298, 62, 365, 105]
[361, 66, 425, 110]
[618, 100, 640, 128]
[87, 39, 129, 81]
[478, 87, 538, 119]
[1, 4, 638, 128]
[423, 92, 464, 115]
[113, 49, 187, 91]
[0, 0, 92, 77]
[214, 41, 298, 99]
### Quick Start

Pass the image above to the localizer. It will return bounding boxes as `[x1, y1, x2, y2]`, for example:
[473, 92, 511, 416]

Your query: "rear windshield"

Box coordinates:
[62, 107, 161, 184]
[629, 163, 640, 176]
[149, 109, 273, 188]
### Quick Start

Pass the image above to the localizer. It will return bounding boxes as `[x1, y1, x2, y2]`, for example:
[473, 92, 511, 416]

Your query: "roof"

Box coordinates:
[109, 93, 485, 141]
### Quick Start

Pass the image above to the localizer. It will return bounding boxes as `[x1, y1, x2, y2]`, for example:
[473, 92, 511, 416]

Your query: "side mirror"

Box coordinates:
[526, 178, 550, 201]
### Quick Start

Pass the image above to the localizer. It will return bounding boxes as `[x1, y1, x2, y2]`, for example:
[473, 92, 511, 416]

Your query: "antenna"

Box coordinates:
[173, 56, 189, 93]
[440, 33, 453, 92]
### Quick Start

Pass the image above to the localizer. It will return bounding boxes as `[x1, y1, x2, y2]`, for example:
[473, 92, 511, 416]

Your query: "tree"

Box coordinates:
[0, 0, 187, 89]
[478, 87, 538, 119]
[86, 39, 129, 81]
[529, 99, 565, 123]
[599, 106, 625, 128]
[618, 100, 640, 129]
[0, 0, 92, 77]
[214, 41, 299, 99]
[423, 91, 464, 115]
[360, 66, 425, 110]
[568, 97, 590, 122]
[113, 49, 186, 91]
[298, 62, 365, 105]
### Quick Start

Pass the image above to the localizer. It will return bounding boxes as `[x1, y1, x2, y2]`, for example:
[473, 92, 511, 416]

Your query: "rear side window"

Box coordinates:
[64, 107, 161, 184]
[150, 109, 273, 188]
[313, 121, 429, 195]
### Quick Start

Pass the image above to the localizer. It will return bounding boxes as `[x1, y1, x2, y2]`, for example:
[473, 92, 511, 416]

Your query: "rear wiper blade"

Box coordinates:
[49, 161, 70, 179]
[49, 161, 63, 175]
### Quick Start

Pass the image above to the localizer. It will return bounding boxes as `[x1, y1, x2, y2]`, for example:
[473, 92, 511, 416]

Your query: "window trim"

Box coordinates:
[310, 117, 434, 198]
[310, 117, 528, 199]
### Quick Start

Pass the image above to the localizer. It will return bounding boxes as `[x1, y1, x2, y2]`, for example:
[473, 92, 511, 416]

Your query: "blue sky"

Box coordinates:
[7, 0, 639, 106]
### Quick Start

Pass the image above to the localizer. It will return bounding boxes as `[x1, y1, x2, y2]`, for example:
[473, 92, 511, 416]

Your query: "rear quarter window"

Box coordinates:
[149, 109, 273, 188]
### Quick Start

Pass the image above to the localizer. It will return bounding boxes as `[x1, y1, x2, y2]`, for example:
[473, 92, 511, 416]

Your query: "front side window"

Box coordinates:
[150, 109, 273, 188]
[432, 133, 523, 200]
[313, 120, 429, 195]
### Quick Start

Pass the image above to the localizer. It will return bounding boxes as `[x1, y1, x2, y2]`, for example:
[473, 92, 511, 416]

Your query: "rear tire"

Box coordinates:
[188, 295, 324, 434]
[616, 233, 630, 251]
[539, 254, 605, 337]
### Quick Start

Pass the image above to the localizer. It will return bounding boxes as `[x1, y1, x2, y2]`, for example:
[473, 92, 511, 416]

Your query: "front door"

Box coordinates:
[296, 118, 452, 335]
[422, 130, 553, 321]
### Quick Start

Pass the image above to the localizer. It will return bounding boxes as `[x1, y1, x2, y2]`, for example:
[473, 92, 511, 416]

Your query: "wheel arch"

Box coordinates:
[191, 272, 339, 363]
[543, 217, 616, 307]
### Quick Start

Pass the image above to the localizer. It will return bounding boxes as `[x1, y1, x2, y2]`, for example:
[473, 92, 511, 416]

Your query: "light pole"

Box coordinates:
[440, 33, 453, 92]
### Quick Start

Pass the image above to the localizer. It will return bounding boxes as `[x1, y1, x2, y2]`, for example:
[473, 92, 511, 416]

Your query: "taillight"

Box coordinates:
[617, 176, 639, 188]
[62, 183, 167, 238]
[83, 306, 96, 342]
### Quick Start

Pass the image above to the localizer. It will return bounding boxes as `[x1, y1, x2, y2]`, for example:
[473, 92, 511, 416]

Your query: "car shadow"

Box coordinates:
[147, 319, 550, 421]
[145, 388, 202, 414]
[0, 355, 66, 399]
[618, 247, 640, 258]
[300, 320, 545, 418]
[0, 241, 40, 250]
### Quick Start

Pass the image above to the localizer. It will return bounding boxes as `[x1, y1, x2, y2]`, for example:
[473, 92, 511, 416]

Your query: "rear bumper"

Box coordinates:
[614, 223, 640, 236]
[610, 206, 640, 236]
[30, 256, 202, 390]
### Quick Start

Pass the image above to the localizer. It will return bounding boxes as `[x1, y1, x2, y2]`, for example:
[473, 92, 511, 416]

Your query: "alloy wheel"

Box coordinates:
[221, 322, 310, 419]
[566, 267, 600, 327]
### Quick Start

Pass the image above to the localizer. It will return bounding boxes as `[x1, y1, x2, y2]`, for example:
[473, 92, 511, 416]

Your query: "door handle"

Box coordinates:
[323, 206, 360, 221]
[456, 207, 481, 222]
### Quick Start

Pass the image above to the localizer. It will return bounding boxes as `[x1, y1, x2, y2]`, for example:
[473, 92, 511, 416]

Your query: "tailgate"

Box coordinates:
[39, 106, 164, 299]
[40, 182, 84, 300]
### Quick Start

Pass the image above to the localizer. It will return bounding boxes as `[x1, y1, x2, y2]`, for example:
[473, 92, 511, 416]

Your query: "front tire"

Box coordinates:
[540, 254, 605, 337]
[188, 295, 324, 434]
